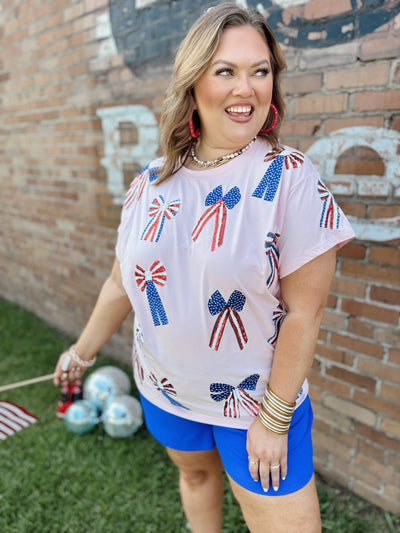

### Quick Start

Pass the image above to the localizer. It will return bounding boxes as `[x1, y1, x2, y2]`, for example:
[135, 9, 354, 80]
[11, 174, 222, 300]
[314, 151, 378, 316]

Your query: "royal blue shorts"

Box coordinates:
[139, 393, 314, 496]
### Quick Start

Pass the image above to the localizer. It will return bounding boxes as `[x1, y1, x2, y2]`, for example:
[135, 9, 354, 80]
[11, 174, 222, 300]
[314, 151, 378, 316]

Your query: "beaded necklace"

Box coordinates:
[190, 136, 257, 168]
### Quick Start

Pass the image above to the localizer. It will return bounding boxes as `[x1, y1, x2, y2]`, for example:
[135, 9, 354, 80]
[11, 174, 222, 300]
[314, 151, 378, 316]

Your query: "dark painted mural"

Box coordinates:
[109, 0, 400, 74]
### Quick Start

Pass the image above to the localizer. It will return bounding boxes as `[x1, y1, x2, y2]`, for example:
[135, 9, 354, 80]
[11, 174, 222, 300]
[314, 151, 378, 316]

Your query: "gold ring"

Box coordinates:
[248, 459, 259, 465]
[61, 372, 68, 380]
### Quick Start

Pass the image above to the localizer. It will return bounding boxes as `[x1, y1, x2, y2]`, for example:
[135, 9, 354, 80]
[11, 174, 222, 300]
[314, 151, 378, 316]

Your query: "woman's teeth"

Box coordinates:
[226, 106, 252, 115]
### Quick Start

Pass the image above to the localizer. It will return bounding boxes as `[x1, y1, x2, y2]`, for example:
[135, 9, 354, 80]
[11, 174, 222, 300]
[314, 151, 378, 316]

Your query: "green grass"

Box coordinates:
[0, 298, 398, 533]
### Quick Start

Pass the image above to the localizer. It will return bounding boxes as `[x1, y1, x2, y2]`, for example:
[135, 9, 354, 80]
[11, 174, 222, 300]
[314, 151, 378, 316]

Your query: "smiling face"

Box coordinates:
[193, 25, 273, 160]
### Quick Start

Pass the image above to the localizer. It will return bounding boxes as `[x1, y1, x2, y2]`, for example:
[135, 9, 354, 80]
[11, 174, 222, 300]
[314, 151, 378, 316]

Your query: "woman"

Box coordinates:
[54, 4, 355, 532]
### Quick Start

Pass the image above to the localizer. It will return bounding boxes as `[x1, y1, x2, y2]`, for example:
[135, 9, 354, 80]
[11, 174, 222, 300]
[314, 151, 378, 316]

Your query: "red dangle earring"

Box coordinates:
[260, 103, 278, 133]
[189, 113, 199, 139]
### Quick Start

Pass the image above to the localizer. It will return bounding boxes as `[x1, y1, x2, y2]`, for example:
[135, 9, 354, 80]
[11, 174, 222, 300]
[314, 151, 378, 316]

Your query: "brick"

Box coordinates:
[333, 427, 357, 448]
[325, 115, 385, 133]
[358, 440, 384, 463]
[321, 310, 345, 330]
[304, 0, 352, 19]
[354, 90, 400, 112]
[309, 371, 351, 398]
[323, 393, 376, 426]
[341, 298, 399, 325]
[337, 243, 366, 260]
[354, 422, 400, 453]
[357, 354, 400, 386]
[388, 348, 400, 365]
[354, 390, 398, 419]
[336, 201, 366, 219]
[341, 261, 399, 285]
[361, 35, 400, 61]
[354, 453, 399, 486]
[315, 343, 353, 366]
[348, 317, 374, 339]
[315, 432, 352, 461]
[326, 64, 390, 90]
[376, 326, 400, 347]
[335, 158, 385, 176]
[370, 245, 400, 268]
[382, 417, 400, 440]
[282, 73, 322, 95]
[370, 285, 400, 305]
[313, 402, 352, 430]
[280, 119, 321, 137]
[370, 204, 400, 220]
[313, 417, 331, 436]
[326, 365, 376, 392]
[380, 382, 400, 404]
[331, 332, 384, 359]
[334, 456, 381, 489]
[295, 93, 348, 115]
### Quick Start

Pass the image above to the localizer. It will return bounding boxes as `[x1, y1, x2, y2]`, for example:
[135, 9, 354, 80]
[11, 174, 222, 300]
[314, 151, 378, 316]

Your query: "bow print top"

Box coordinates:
[116, 138, 355, 429]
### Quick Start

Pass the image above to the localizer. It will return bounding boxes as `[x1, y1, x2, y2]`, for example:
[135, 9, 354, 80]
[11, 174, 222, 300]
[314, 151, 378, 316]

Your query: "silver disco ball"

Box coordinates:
[83, 366, 131, 411]
[64, 400, 99, 435]
[102, 395, 143, 438]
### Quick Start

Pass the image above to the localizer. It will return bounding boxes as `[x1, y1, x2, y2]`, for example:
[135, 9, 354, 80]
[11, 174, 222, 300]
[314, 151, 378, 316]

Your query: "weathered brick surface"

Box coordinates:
[1, 0, 399, 514]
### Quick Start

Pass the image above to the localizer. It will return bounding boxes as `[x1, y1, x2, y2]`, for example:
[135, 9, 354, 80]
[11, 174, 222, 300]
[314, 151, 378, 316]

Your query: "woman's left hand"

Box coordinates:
[246, 416, 288, 493]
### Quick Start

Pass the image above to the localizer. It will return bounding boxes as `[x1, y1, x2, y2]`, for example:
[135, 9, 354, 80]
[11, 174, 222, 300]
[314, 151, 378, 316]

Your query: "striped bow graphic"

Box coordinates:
[0, 401, 38, 440]
[265, 232, 280, 288]
[208, 290, 248, 350]
[141, 195, 181, 242]
[268, 302, 286, 345]
[253, 149, 304, 201]
[192, 185, 241, 251]
[210, 374, 260, 418]
[135, 261, 168, 326]
[318, 179, 340, 229]
[124, 165, 149, 208]
[124, 165, 160, 208]
[149, 373, 187, 408]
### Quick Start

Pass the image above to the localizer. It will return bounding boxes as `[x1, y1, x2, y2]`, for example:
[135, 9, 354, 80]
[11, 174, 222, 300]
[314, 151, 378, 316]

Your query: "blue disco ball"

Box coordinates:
[64, 400, 99, 435]
[102, 395, 143, 438]
[83, 366, 131, 411]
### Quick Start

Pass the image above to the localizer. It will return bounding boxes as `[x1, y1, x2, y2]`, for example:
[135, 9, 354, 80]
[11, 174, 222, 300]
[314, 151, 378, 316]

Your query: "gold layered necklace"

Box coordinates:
[190, 136, 257, 168]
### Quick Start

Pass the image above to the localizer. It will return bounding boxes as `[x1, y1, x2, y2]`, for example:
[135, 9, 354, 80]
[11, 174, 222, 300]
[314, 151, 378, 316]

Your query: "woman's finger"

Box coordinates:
[248, 457, 260, 481]
[269, 463, 281, 492]
[259, 462, 270, 493]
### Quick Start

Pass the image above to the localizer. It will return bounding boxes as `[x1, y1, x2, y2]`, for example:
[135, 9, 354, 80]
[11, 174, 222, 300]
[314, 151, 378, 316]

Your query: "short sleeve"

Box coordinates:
[277, 158, 355, 279]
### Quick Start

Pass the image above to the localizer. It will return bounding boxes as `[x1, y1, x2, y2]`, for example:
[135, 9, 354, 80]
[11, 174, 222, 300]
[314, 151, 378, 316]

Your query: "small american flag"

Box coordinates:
[0, 401, 39, 440]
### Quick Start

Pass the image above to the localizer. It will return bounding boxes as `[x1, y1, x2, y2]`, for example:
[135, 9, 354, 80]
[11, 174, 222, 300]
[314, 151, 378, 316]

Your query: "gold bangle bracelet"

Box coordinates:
[267, 384, 296, 408]
[259, 405, 291, 429]
[257, 412, 290, 435]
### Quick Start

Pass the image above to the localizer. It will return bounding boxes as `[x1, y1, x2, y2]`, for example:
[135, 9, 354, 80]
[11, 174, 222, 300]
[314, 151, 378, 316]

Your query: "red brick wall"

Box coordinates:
[1, 0, 399, 513]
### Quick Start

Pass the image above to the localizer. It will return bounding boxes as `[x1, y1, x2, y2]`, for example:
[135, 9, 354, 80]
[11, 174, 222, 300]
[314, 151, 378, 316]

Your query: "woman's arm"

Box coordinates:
[246, 246, 337, 491]
[53, 257, 132, 385]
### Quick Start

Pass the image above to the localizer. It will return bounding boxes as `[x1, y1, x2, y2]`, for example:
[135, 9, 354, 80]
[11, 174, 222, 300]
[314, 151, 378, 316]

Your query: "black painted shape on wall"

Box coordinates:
[109, 0, 400, 75]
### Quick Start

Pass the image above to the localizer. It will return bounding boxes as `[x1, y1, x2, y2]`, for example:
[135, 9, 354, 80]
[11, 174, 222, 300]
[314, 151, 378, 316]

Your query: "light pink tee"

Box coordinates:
[116, 138, 355, 429]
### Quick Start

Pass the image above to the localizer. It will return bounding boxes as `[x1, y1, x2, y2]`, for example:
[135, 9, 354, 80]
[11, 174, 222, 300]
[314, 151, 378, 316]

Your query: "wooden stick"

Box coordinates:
[0, 373, 55, 393]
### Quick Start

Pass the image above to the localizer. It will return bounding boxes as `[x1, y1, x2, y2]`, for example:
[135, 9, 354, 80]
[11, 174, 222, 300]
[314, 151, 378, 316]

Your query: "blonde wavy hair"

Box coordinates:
[157, 2, 287, 183]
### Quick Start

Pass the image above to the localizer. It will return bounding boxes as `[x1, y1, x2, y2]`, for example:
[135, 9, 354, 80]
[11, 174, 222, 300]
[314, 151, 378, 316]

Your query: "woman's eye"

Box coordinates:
[215, 68, 233, 76]
[255, 68, 269, 77]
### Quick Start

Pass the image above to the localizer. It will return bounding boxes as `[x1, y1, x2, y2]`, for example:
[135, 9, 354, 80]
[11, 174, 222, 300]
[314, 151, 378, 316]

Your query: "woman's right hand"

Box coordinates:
[53, 349, 87, 386]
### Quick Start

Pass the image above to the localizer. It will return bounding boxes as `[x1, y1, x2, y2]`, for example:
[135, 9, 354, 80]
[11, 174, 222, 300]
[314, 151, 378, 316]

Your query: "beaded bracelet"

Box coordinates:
[257, 384, 296, 435]
[69, 345, 96, 368]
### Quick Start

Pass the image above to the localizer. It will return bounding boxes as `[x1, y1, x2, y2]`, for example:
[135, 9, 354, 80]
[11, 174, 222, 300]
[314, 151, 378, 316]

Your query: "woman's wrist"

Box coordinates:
[69, 344, 96, 368]
[257, 383, 296, 435]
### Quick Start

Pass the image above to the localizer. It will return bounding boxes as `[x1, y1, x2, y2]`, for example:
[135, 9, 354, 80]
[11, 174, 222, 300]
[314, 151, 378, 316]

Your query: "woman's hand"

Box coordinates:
[246, 416, 288, 493]
[53, 349, 87, 386]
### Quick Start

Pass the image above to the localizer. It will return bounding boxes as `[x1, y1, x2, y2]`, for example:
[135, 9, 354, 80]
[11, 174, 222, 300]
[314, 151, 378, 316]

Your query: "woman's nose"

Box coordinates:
[232, 74, 254, 97]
